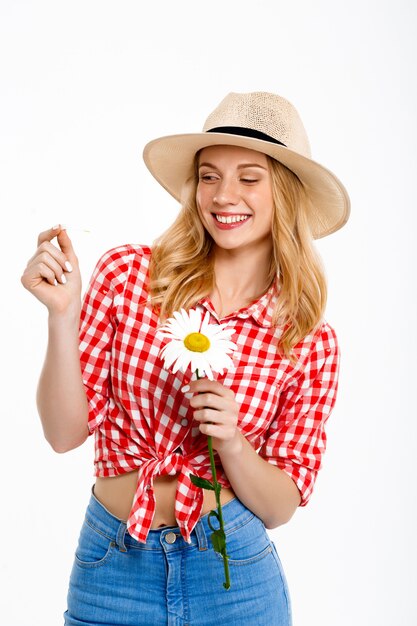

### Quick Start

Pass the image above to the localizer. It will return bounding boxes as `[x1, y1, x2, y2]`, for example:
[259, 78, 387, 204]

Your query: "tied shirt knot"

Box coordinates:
[126, 450, 206, 544]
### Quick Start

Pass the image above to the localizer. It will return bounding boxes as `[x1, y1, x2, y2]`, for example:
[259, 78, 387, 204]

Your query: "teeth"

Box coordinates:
[215, 214, 249, 224]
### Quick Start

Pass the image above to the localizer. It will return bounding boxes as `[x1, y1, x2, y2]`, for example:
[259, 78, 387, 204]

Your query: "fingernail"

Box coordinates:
[54, 279, 58, 286]
[61, 274, 67, 284]
[52, 224, 60, 230]
[65, 261, 73, 272]
[181, 385, 190, 393]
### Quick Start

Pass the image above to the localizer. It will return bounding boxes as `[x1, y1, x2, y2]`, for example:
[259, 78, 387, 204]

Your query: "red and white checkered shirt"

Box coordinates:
[79, 244, 340, 544]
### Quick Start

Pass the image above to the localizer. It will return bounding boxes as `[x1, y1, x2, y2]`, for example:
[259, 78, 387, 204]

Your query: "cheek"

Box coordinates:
[195, 185, 202, 209]
[260, 184, 274, 207]
[258, 189, 275, 221]
[196, 184, 208, 209]
[195, 188, 208, 225]
[196, 185, 215, 219]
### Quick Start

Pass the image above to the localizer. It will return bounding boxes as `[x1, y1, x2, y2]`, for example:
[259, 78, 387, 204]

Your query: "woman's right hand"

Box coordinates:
[21, 225, 82, 316]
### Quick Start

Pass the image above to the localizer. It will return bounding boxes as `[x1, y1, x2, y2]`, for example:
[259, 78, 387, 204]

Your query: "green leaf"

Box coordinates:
[190, 474, 215, 491]
[210, 529, 227, 556]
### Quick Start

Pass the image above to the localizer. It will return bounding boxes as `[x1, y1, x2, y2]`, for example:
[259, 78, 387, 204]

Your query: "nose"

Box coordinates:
[212, 177, 240, 207]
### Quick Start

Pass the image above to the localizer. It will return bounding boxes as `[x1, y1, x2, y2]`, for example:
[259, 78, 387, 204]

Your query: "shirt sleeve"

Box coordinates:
[258, 322, 340, 506]
[78, 250, 118, 434]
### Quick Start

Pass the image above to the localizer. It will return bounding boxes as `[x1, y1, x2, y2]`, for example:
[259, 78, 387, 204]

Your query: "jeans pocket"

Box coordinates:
[74, 518, 116, 569]
[213, 514, 273, 565]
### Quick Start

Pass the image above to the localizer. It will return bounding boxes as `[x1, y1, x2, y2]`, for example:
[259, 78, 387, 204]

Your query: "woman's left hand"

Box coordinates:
[185, 378, 242, 455]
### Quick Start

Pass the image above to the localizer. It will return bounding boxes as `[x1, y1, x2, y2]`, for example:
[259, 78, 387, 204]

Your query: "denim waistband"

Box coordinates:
[85, 487, 257, 552]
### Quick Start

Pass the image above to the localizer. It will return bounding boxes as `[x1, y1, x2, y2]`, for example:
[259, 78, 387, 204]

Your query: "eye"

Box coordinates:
[240, 178, 258, 184]
[199, 173, 219, 182]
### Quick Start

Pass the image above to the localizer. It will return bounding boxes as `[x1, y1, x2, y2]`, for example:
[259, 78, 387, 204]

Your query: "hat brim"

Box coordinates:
[143, 132, 350, 239]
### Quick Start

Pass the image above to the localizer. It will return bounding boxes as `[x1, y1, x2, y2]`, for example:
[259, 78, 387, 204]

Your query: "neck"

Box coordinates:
[212, 243, 273, 303]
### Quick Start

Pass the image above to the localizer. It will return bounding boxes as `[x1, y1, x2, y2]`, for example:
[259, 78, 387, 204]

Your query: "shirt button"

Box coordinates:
[181, 418, 189, 426]
[165, 532, 177, 544]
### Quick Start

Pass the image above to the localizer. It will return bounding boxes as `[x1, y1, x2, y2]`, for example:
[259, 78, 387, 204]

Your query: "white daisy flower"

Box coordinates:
[157, 308, 237, 380]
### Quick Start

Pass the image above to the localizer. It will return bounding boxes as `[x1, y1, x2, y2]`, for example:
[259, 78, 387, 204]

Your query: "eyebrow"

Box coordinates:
[198, 161, 268, 171]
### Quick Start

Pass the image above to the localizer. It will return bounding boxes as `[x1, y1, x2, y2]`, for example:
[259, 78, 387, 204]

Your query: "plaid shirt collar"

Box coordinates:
[198, 282, 278, 328]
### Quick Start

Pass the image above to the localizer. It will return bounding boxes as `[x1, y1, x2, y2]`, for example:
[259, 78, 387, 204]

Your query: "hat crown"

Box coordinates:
[202, 91, 311, 158]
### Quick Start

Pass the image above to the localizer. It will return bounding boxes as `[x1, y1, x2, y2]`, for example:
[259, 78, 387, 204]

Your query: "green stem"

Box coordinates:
[207, 434, 230, 589]
[196, 369, 230, 590]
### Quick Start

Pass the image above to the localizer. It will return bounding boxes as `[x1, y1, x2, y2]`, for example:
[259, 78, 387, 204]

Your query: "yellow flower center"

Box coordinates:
[183, 332, 211, 353]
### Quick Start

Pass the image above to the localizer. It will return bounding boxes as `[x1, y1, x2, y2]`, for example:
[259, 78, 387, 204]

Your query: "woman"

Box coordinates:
[21, 91, 350, 625]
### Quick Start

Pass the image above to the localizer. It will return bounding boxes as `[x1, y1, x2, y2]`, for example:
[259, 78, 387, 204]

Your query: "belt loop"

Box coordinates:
[194, 519, 208, 551]
[116, 522, 128, 552]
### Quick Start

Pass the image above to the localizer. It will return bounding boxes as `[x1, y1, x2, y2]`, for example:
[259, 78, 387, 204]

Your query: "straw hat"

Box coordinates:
[143, 91, 350, 238]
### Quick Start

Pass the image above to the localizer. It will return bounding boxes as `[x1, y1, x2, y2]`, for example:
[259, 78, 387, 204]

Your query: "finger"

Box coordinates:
[22, 251, 68, 288]
[189, 392, 225, 411]
[199, 423, 226, 438]
[189, 378, 231, 396]
[37, 224, 63, 247]
[37, 259, 65, 285]
[36, 261, 59, 286]
[21, 259, 57, 289]
[37, 226, 77, 269]
[28, 243, 72, 279]
[193, 408, 223, 424]
[56, 228, 77, 265]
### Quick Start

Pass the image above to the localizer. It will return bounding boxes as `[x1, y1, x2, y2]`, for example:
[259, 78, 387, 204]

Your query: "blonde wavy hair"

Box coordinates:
[149, 153, 327, 357]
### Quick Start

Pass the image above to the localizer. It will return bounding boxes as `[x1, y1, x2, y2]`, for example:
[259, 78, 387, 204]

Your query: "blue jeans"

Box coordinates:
[64, 489, 292, 625]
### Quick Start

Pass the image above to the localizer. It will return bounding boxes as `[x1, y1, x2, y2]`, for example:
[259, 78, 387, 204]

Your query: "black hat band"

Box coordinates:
[206, 126, 286, 147]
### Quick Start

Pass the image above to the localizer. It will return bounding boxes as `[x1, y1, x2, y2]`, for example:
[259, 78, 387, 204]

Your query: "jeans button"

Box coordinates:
[165, 532, 177, 544]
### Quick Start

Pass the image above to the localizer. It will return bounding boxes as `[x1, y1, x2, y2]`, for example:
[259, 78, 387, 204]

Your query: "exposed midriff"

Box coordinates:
[94, 470, 236, 529]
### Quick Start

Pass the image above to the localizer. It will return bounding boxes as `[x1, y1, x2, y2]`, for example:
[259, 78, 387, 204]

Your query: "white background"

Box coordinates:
[1, 1, 416, 624]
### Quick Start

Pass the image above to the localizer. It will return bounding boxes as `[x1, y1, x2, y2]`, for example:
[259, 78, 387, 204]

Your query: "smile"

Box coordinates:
[214, 214, 250, 224]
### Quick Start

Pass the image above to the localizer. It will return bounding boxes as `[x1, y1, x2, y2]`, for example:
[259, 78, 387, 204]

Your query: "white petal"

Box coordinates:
[203, 323, 235, 342]
[192, 354, 214, 380]
[168, 311, 190, 336]
[200, 310, 212, 333]
[190, 353, 205, 374]
[160, 340, 182, 361]
[157, 324, 179, 341]
[171, 350, 192, 374]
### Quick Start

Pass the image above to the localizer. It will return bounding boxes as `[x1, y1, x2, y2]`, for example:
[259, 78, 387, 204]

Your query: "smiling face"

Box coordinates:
[195, 145, 275, 256]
